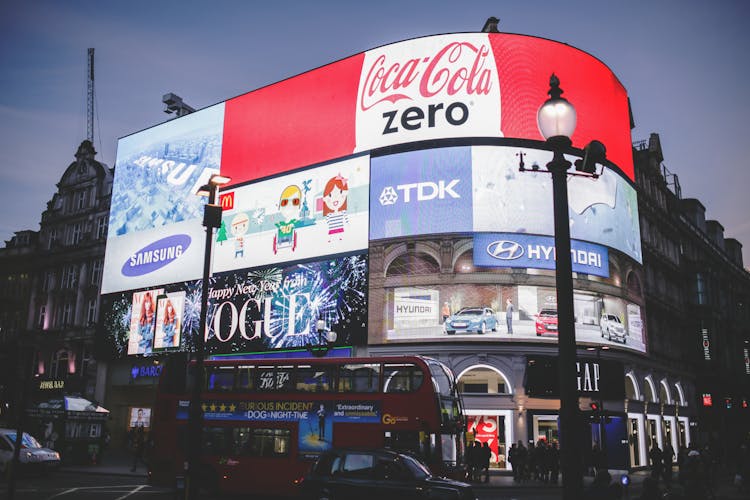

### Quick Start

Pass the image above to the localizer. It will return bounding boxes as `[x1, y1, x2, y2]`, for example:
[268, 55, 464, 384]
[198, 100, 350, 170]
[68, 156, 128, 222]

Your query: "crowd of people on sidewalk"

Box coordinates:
[465, 440, 492, 483]
[507, 439, 560, 484]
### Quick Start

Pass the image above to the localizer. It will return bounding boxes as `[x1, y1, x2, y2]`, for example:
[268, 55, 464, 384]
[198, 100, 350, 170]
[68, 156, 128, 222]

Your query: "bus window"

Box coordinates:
[236, 366, 255, 391]
[383, 363, 423, 393]
[338, 363, 380, 393]
[204, 427, 231, 455]
[246, 428, 291, 457]
[207, 367, 235, 392]
[295, 365, 334, 392]
[426, 360, 454, 397]
[256, 366, 294, 392]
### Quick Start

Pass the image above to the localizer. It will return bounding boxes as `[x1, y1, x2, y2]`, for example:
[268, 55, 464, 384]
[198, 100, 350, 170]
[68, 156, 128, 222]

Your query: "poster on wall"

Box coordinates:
[101, 104, 225, 294]
[379, 284, 647, 353]
[214, 155, 370, 273]
[129, 407, 151, 429]
[153, 291, 185, 351]
[127, 289, 164, 355]
[467, 415, 502, 466]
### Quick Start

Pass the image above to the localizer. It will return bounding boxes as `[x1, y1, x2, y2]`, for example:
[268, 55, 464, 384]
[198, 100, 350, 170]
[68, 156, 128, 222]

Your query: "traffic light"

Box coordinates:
[590, 401, 602, 423]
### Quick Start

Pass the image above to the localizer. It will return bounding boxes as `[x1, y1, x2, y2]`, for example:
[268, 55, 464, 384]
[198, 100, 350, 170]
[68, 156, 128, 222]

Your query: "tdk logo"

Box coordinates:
[378, 179, 460, 206]
[122, 234, 191, 277]
[486, 240, 525, 260]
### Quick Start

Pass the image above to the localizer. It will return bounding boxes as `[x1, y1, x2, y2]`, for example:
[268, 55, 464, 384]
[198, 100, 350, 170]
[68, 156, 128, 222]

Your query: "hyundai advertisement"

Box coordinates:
[377, 284, 646, 353]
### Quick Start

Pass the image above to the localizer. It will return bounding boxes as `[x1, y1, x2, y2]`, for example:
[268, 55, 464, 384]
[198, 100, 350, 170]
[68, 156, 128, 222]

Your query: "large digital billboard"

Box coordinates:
[375, 283, 646, 353]
[102, 104, 225, 294]
[214, 155, 370, 273]
[100, 253, 369, 357]
[220, 33, 633, 185]
[100, 31, 641, 358]
[370, 145, 641, 263]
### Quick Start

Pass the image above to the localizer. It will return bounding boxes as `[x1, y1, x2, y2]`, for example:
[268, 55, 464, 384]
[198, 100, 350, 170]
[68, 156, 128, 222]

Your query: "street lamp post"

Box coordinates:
[307, 319, 338, 358]
[187, 174, 230, 500]
[520, 74, 606, 500]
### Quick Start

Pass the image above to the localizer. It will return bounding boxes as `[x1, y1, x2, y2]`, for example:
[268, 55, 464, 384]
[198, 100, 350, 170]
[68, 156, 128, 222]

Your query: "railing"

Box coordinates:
[633, 139, 648, 151]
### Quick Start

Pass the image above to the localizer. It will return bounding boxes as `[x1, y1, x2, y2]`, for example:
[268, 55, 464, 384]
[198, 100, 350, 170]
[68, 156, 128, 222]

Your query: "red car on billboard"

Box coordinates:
[535, 309, 558, 336]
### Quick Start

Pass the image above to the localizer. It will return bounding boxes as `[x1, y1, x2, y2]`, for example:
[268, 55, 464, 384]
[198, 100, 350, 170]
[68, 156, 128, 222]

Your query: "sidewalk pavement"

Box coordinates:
[60, 447, 147, 478]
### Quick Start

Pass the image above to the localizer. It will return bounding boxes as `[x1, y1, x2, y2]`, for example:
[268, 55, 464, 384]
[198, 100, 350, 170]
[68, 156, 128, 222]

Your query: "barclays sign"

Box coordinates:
[474, 233, 610, 278]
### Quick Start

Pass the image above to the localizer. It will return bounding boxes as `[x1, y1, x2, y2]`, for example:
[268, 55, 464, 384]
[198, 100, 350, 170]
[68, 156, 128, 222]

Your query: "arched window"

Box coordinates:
[659, 379, 672, 404]
[386, 252, 440, 277]
[456, 365, 511, 395]
[644, 376, 657, 403]
[627, 272, 643, 297]
[625, 372, 640, 400]
[674, 383, 686, 406]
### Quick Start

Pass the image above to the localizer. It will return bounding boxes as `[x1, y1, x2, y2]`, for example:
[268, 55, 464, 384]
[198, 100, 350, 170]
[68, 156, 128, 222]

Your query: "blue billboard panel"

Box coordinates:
[102, 104, 226, 294]
[369, 146, 473, 239]
[473, 233, 610, 278]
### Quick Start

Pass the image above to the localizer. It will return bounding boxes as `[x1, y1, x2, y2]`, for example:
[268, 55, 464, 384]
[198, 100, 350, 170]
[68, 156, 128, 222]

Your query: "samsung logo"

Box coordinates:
[486, 240, 524, 260]
[122, 234, 191, 277]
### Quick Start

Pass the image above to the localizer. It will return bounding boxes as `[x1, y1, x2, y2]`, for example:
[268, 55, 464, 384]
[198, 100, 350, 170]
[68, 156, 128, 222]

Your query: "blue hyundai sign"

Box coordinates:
[473, 233, 609, 277]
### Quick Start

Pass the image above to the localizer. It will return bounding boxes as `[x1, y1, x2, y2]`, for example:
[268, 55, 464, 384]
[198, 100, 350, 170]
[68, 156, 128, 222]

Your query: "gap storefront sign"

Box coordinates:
[473, 233, 609, 278]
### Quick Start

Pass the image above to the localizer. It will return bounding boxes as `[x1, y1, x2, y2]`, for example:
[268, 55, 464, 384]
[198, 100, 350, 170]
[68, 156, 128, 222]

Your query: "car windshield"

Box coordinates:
[608, 316, 621, 323]
[457, 309, 482, 316]
[400, 455, 431, 480]
[4, 432, 42, 449]
[539, 310, 556, 317]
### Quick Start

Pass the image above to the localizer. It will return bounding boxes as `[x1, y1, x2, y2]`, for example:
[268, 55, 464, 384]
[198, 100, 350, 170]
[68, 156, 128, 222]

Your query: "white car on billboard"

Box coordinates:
[600, 314, 627, 343]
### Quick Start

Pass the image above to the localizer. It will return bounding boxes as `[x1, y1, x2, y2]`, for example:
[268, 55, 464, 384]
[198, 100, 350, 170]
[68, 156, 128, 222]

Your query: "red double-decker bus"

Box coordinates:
[149, 355, 467, 496]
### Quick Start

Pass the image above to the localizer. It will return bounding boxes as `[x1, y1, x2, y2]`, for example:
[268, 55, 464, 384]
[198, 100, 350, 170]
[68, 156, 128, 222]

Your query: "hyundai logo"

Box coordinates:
[486, 240, 524, 260]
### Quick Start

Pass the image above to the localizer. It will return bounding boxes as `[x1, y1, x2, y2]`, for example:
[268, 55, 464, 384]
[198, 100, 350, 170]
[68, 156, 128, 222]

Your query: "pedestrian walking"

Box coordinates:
[547, 441, 560, 484]
[130, 425, 146, 472]
[481, 441, 491, 483]
[648, 443, 663, 481]
[508, 442, 519, 481]
[662, 441, 675, 487]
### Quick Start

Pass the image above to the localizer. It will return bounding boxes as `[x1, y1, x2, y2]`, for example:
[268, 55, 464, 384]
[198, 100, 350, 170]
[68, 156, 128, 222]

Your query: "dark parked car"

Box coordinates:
[300, 448, 476, 500]
[444, 307, 497, 335]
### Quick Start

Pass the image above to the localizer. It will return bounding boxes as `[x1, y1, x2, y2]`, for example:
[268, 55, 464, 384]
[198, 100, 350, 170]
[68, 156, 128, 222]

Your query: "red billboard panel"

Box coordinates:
[221, 33, 632, 184]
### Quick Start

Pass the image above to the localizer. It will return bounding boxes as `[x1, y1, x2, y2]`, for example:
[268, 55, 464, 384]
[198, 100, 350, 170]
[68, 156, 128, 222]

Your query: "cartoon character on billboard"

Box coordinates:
[138, 291, 156, 351]
[230, 212, 249, 259]
[273, 185, 302, 254]
[322, 174, 349, 242]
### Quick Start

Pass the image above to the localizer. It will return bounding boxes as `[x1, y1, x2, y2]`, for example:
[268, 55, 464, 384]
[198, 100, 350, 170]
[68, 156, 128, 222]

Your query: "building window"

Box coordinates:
[48, 229, 57, 249]
[89, 260, 103, 286]
[69, 223, 83, 246]
[76, 190, 88, 210]
[86, 298, 97, 325]
[60, 302, 74, 326]
[95, 216, 107, 240]
[38, 305, 47, 329]
[63, 264, 78, 289]
[695, 273, 707, 305]
[387, 252, 440, 276]
[42, 271, 54, 292]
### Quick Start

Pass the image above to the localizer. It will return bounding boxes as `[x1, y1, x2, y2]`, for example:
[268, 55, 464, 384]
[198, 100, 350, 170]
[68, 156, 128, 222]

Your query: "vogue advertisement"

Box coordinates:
[100, 253, 368, 357]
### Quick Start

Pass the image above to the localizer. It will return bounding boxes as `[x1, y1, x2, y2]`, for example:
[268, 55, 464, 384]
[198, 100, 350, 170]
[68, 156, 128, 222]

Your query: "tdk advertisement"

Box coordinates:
[369, 146, 473, 239]
[473, 233, 610, 278]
